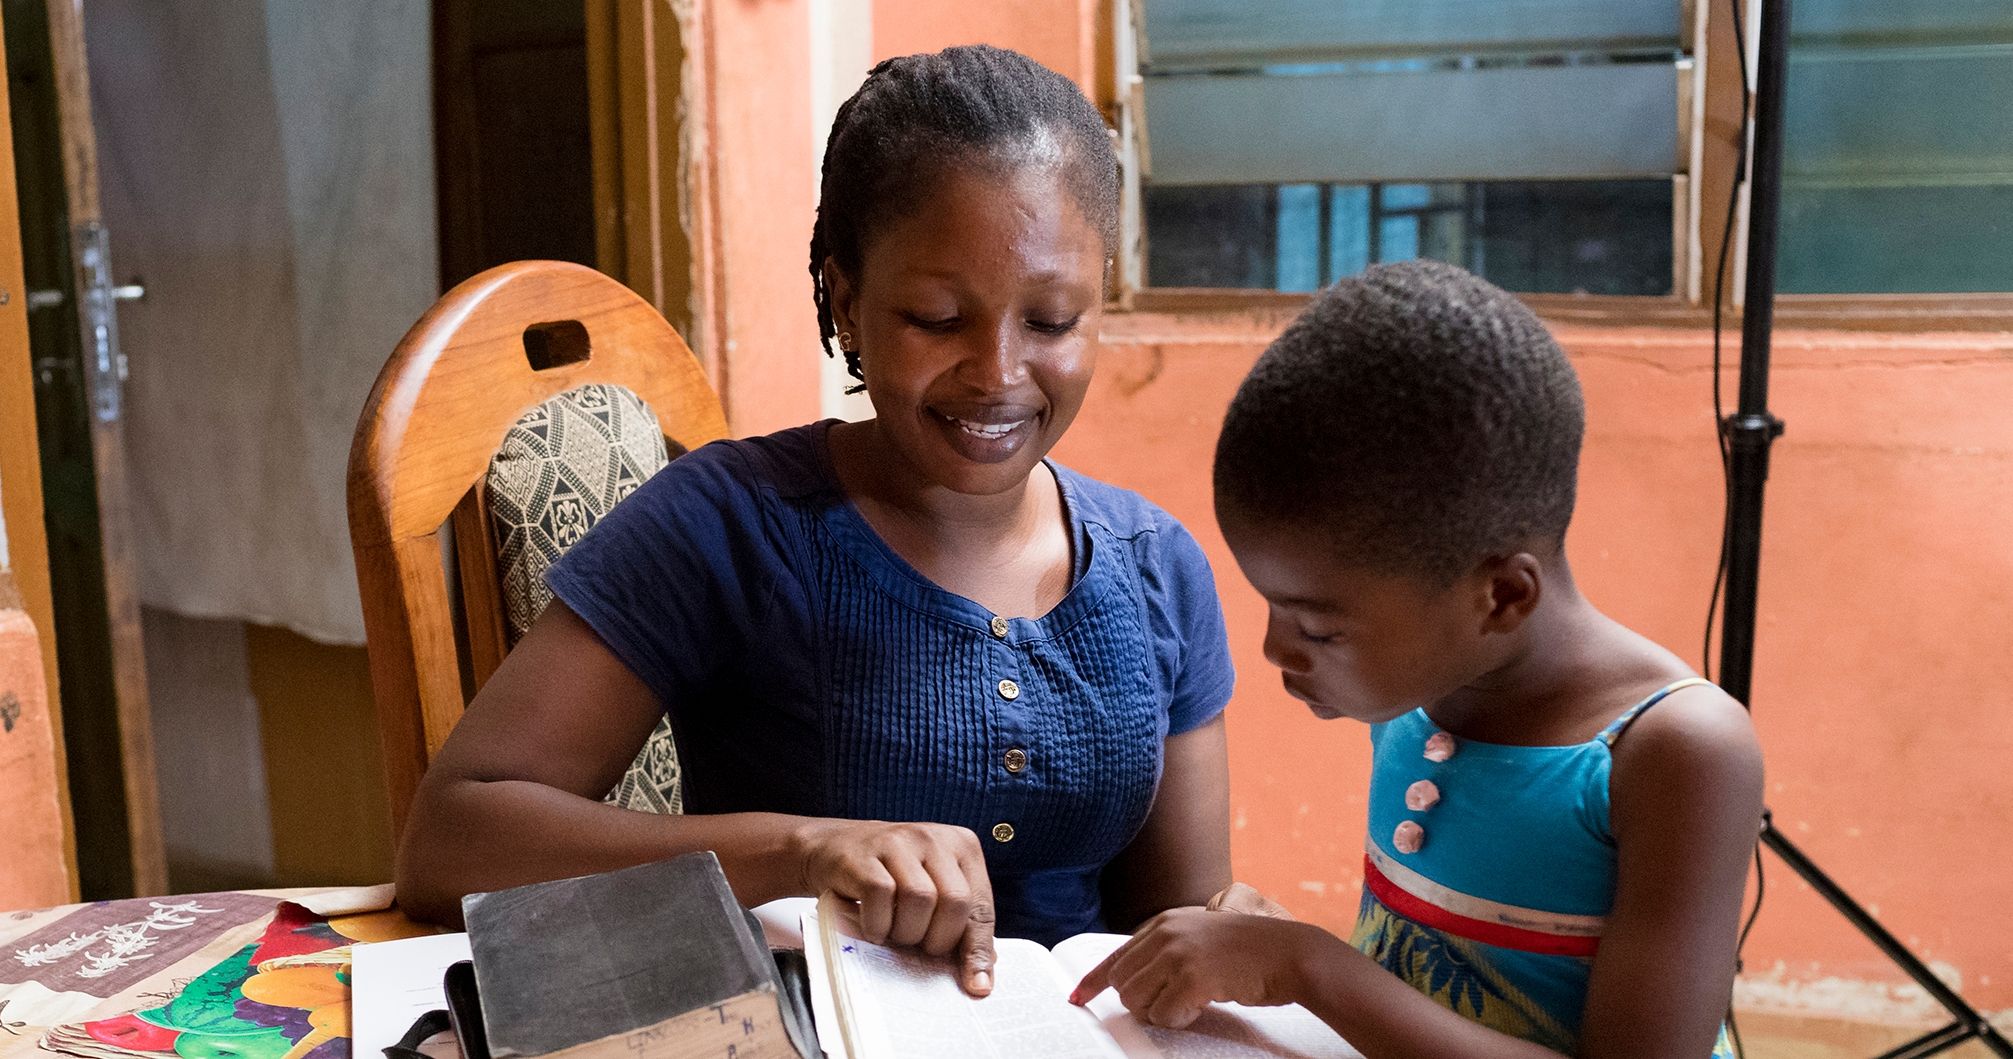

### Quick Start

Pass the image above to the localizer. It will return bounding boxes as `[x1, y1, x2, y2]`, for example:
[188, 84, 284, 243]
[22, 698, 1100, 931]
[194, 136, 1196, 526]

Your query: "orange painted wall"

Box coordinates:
[0, 598, 68, 909]
[710, 0, 823, 435]
[873, 0, 1099, 88]
[1053, 312, 2013, 1013]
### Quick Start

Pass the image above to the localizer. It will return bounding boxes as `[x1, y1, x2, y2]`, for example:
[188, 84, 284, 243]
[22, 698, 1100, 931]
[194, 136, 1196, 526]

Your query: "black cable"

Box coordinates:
[1740, 844, 1768, 951]
[1708, 4, 1758, 1055]
[1728, 844, 1767, 1058]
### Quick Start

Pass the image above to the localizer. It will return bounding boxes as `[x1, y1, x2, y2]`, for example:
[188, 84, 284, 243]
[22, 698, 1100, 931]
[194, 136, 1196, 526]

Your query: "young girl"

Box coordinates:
[397, 45, 1235, 996]
[1074, 261, 1762, 1057]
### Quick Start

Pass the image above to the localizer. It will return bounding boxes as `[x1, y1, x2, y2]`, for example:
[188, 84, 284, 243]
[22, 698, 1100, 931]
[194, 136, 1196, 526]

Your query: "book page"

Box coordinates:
[800, 905, 847, 1056]
[810, 903, 1124, 1059]
[753, 896, 816, 948]
[349, 933, 472, 1059]
[1049, 934, 1364, 1059]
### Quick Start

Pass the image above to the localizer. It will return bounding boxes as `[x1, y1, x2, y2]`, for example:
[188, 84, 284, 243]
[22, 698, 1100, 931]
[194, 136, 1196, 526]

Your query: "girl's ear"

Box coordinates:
[823, 258, 859, 338]
[1476, 553, 1543, 635]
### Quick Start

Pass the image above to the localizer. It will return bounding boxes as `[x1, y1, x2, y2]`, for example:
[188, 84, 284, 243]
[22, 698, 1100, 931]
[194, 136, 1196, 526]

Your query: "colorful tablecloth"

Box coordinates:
[0, 886, 433, 1059]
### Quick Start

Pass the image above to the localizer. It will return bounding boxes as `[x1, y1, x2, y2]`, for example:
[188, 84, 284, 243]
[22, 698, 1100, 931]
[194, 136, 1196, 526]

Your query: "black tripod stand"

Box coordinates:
[1718, 0, 2012, 1055]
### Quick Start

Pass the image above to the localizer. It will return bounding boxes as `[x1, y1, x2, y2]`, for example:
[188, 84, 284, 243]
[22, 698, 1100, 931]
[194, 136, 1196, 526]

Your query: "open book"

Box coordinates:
[804, 894, 1363, 1059]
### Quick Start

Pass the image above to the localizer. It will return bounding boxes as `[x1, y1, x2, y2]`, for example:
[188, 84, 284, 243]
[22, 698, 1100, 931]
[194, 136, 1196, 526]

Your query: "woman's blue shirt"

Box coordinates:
[545, 421, 1234, 943]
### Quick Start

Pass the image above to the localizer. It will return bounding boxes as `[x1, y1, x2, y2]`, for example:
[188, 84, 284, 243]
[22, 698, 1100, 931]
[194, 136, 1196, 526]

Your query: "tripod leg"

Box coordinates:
[1875, 1022, 1972, 1059]
[1759, 817, 2013, 1058]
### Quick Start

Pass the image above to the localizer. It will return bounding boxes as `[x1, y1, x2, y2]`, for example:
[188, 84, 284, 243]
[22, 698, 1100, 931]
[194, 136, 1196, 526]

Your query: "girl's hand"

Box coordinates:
[1070, 909, 1340, 1028]
[1206, 881, 1293, 919]
[790, 819, 997, 996]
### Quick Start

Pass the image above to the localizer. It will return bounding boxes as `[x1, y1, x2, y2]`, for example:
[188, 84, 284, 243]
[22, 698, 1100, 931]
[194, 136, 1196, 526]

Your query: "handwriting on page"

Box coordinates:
[614, 991, 794, 1059]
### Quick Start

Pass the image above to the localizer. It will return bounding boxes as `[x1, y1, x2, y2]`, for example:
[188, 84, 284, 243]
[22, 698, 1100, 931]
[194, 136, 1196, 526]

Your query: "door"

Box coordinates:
[3, 0, 162, 899]
[433, 0, 598, 289]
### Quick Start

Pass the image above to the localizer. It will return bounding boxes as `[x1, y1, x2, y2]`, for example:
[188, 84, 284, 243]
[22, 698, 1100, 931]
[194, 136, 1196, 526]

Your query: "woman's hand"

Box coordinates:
[1070, 908, 1340, 1029]
[1206, 882, 1293, 919]
[398, 604, 999, 1004]
[791, 819, 998, 996]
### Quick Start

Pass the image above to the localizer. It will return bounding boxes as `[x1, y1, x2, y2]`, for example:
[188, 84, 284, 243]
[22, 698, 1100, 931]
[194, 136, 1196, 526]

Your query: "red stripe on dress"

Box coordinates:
[1362, 855, 1602, 958]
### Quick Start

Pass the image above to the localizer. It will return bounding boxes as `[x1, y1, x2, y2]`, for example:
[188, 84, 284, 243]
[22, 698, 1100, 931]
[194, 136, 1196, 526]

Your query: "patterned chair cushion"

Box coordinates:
[485, 383, 685, 814]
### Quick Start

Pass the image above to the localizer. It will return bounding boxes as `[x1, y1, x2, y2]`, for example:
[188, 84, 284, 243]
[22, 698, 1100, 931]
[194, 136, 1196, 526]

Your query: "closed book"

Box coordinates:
[462, 852, 807, 1059]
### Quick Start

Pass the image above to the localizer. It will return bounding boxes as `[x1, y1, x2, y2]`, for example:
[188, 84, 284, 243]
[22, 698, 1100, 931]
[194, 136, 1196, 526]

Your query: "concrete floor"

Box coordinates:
[1735, 1009, 2012, 1058]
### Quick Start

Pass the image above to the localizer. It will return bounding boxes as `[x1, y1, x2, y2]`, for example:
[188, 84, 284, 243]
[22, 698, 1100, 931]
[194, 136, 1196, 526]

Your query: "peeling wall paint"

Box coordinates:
[1735, 963, 1971, 1027]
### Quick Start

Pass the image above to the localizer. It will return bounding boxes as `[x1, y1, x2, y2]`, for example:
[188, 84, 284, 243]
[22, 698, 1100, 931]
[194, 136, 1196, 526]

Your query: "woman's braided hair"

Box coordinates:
[809, 44, 1120, 386]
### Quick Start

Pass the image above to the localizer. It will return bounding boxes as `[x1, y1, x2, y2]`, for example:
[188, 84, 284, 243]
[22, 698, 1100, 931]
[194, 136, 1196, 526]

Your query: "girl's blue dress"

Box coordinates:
[1354, 678, 1736, 1055]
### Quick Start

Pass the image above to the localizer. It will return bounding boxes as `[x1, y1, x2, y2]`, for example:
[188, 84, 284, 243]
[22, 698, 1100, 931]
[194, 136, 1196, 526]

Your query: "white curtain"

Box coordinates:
[90, 0, 437, 644]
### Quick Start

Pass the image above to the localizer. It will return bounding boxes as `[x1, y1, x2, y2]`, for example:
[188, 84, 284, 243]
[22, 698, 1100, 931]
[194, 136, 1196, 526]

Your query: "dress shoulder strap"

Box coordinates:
[1597, 677, 1717, 746]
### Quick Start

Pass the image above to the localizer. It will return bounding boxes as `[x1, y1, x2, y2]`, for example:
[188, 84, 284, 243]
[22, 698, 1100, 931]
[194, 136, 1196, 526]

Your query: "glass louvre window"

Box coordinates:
[1135, 0, 1687, 294]
[1777, 0, 2013, 293]
[1145, 180, 1673, 294]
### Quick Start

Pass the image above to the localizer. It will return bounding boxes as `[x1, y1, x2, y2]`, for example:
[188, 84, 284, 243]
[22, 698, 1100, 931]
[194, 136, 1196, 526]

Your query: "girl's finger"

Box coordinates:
[1115, 962, 1172, 1020]
[1147, 981, 1208, 1030]
[1074, 922, 1161, 1005]
[1071, 942, 1125, 1004]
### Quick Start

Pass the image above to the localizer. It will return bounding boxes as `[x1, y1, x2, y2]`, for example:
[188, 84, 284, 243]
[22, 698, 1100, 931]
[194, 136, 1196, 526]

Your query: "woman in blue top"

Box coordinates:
[397, 45, 1236, 997]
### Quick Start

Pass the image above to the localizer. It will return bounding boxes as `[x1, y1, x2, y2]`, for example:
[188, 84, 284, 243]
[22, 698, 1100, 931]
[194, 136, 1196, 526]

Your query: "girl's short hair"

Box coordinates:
[1215, 260, 1586, 582]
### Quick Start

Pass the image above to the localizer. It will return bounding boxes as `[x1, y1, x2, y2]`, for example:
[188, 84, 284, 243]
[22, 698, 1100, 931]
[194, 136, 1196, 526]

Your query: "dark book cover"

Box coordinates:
[462, 852, 800, 1059]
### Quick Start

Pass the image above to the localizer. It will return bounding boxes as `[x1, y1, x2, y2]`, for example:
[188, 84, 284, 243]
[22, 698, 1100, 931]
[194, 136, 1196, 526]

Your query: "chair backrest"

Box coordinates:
[348, 261, 727, 836]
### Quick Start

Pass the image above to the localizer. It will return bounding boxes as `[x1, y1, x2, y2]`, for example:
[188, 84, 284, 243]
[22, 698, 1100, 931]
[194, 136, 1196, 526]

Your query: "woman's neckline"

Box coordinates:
[811, 418, 1094, 627]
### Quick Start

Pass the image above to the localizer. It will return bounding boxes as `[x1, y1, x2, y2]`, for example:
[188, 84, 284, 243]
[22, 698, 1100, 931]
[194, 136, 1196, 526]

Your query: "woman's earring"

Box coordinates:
[836, 331, 854, 352]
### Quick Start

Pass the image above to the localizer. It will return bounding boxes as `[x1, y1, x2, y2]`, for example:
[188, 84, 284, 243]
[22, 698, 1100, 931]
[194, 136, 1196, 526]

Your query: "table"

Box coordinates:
[0, 889, 816, 1059]
[0, 884, 430, 1059]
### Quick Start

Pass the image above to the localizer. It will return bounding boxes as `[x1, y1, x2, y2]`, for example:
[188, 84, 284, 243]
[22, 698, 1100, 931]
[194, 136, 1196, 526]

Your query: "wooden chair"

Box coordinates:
[348, 261, 728, 838]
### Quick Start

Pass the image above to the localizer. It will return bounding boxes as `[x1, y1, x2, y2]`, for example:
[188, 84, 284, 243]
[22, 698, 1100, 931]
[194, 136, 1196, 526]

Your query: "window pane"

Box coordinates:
[1468, 181, 1671, 294]
[1781, 185, 2013, 294]
[1144, 0, 1679, 66]
[1143, 62, 1681, 186]
[1779, 1, 2013, 292]
[1328, 186, 1372, 278]
[1145, 180, 1672, 294]
[1143, 185, 1280, 288]
[1135, 0, 1686, 294]
[1275, 184, 1324, 292]
[1789, 0, 2013, 44]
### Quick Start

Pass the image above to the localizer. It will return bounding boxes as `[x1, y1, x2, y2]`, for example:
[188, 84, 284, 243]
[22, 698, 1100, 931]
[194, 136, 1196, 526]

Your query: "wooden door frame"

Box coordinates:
[0, 0, 73, 898]
[25, 0, 165, 897]
[585, 0, 725, 399]
[51, 0, 166, 896]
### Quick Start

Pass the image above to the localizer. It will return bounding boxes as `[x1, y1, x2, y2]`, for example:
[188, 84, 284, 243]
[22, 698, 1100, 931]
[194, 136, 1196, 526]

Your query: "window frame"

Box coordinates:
[1101, 0, 2013, 329]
